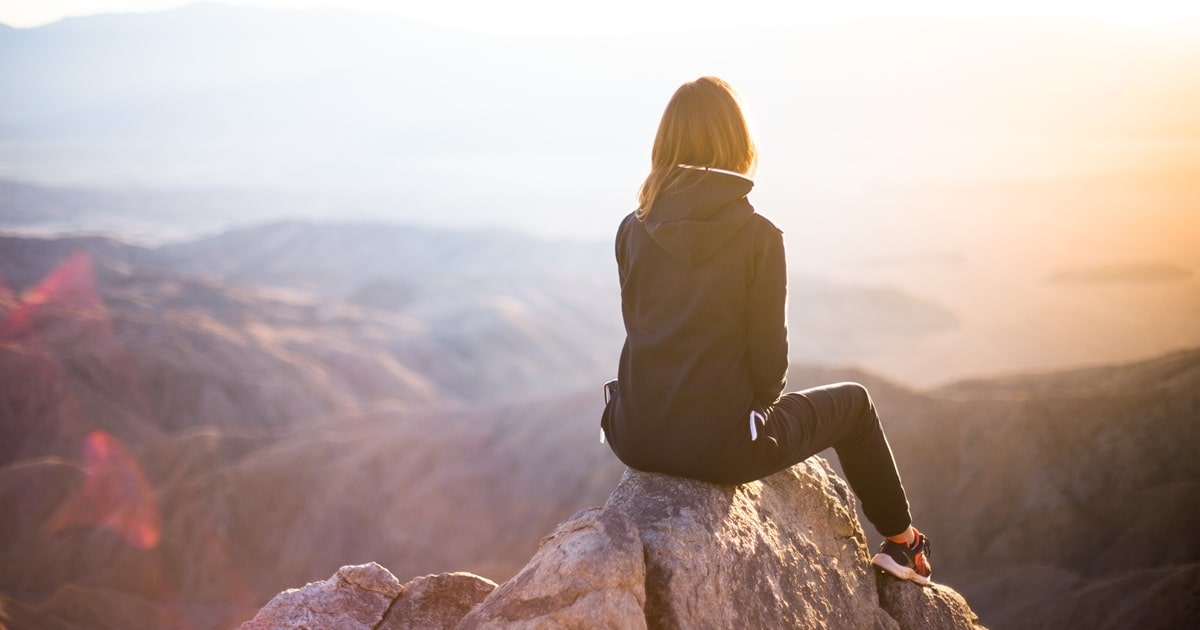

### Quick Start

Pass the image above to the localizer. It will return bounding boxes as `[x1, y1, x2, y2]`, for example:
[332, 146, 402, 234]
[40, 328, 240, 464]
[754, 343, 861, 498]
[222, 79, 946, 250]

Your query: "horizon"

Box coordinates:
[2, 4, 1198, 240]
[2, 0, 1198, 384]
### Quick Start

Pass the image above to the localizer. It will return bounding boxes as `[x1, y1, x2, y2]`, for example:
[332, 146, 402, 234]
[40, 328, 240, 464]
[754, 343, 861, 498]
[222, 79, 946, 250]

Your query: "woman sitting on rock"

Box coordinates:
[600, 76, 932, 585]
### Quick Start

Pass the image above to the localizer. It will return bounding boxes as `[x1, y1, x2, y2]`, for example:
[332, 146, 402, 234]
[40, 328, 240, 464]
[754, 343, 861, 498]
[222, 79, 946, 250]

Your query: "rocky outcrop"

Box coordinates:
[244, 458, 985, 629]
[877, 578, 982, 630]
[381, 572, 500, 630]
[240, 563, 404, 630]
[456, 507, 647, 629]
[607, 461, 894, 629]
[239, 563, 496, 630]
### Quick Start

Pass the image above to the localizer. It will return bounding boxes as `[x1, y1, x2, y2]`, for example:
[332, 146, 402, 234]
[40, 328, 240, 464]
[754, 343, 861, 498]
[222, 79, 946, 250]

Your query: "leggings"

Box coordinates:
[752, 382, 912, 537]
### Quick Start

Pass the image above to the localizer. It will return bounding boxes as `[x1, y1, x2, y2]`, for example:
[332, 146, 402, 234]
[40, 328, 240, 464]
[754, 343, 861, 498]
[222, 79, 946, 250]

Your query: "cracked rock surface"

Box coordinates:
[463, 458, 983, 629]
[239, 563, 495, 630]
[380, 572, 499, 630]
[456, 506, 647, 629]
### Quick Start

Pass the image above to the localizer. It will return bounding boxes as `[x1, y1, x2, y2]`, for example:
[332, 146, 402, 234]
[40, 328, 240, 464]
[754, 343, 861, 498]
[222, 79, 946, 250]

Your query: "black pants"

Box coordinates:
[750, 382, 912, 537]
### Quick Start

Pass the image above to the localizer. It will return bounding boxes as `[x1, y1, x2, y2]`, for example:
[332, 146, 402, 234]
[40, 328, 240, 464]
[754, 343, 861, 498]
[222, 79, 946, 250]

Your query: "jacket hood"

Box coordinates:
[643, 168, 756, 266]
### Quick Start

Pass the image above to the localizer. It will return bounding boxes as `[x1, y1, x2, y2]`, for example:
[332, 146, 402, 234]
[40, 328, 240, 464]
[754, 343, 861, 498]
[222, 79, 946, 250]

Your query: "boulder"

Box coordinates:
[381, 572, 499, 630]
[878, 576, 985, 630]
[239, 562, 402, 630]
[239, 563, 495, 630]
[607, 461, 896, 629]
[456, 506, 647, 629]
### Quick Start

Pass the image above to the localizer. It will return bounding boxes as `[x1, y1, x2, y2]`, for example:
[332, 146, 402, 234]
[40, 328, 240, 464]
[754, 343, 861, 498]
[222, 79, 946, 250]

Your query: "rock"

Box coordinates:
[381, 572, 497, 630]
[878, 576, 986, 630]
[239, 563, 496, 630]
[239, 562, 402, 630]
[608, 460, 896, 629]
[460, 458, 984, 629]
[456, 507, 647, 629]
[244, 458, 986, 630]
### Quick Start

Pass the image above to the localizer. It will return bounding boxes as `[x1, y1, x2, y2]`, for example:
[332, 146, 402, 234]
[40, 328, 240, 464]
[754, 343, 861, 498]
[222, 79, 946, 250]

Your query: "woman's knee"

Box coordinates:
[838, 382, 881, 438]
[836, 381, 874, 411]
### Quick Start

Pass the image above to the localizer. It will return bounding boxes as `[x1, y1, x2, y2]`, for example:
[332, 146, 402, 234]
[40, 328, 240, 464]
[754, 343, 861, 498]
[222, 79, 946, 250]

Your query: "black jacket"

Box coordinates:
[602, 168, 788, 481]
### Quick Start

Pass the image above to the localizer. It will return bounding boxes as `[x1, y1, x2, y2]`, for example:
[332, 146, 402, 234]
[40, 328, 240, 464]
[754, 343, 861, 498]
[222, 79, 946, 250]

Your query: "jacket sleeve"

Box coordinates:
[746, 224, 788, 405]
[615, 213, 633, 288]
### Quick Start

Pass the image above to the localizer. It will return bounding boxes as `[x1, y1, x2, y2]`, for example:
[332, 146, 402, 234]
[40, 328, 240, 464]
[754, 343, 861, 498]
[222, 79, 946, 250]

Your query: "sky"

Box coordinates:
[0, 0, 1196, 381]
[3, 0, 1200, 32]
[2, 0, 1197, 240]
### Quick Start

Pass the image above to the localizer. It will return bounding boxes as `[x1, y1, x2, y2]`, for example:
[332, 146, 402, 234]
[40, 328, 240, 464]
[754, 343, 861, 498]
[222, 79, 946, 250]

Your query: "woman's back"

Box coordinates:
[603, 167, 788, 481]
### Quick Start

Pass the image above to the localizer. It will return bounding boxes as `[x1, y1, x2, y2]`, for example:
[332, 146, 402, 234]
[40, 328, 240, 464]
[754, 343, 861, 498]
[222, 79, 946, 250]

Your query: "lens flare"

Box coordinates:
[1, 251, 99, 338]
[2, 253, 164, 549]
[44, 430, 163, 549]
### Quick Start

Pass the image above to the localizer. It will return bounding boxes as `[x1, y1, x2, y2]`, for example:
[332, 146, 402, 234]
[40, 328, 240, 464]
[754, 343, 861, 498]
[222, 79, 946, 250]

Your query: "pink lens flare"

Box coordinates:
[1, 251, 101, 338]
[7, 250, 259, 627]
[2, 251, 158, 450]
[43, 430, 163, 549]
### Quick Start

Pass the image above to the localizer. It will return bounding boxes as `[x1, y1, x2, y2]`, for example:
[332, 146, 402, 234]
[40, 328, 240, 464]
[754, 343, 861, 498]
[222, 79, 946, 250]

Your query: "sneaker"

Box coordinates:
[871, 528, 932, 586]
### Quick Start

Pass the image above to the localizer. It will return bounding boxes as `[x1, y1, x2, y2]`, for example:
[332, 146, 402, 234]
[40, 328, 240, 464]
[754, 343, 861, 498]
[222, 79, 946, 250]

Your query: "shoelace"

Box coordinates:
[911, 533, 931, 559]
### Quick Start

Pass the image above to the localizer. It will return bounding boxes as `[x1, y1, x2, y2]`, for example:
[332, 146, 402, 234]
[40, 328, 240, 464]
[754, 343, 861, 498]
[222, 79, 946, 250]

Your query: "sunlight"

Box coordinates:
[4, 0, 1200, 31]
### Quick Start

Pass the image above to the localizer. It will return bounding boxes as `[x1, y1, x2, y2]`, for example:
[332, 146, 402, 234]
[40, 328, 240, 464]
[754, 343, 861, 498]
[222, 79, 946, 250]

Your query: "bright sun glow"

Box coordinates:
[2, 0, 1200, 31]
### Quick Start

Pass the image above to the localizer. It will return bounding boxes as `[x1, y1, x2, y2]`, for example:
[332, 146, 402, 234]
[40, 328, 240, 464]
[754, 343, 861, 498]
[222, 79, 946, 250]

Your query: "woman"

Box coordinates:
[600, 76, 932, 585]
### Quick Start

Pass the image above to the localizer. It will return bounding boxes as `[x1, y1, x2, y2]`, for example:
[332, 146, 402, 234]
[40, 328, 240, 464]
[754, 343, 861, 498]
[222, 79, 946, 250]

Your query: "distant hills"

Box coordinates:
[1, 226, 1198, 628]
[1048, 262, 1195, 286]
[0, 227, 630, 628]
[3, 1, 1198, 386]
[898, 350, 1200, 629]
[1, 219, 962, 391]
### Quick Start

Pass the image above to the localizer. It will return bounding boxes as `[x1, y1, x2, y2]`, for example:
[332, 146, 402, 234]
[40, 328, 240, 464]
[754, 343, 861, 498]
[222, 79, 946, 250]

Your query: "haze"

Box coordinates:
[1, 0, 1198, 384]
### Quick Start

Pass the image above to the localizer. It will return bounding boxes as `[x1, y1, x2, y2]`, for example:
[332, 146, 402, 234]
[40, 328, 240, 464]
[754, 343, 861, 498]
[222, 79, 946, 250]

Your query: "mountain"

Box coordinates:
[880, 350, 1200, 629]
[161, 221, 613, 298]
[0, 230, 625, 629]
[0, 227, 622, 406]
[0, 232, 440, 464]
[169, 219, 962, 376]
[3, 3, 1198, 387]
[3, 220, 957, 418]
[161, 221, 625, 402]
[0, 177, 340, 239]
[154, 220, 961, 396]
[1, 227, 1196, 629]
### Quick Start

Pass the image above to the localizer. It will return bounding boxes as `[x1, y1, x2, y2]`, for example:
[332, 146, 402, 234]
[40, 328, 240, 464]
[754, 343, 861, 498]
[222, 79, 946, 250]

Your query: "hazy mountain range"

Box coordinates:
[4, 2, 1199, 387]
[1, 225, 1197, 629]
[6, 170, 1200, 389]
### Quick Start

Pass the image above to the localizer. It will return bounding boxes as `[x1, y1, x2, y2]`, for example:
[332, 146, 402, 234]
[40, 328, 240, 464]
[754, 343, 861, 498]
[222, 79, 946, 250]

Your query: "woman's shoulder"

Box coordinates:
[747, 211, 783, 237]
[615, 211, 642, 239]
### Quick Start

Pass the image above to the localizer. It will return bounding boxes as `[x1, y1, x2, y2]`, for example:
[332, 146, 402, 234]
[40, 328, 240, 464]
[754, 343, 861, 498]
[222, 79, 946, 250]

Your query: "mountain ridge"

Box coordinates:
[1, 228, 1196, 628]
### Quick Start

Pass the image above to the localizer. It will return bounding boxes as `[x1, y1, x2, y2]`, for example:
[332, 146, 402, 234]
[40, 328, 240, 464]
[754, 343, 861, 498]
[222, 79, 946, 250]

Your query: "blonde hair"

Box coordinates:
[636, 76, 757, 219]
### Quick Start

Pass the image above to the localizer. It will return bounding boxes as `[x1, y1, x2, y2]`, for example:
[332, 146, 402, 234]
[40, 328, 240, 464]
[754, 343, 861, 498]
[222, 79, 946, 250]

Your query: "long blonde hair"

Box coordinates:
[636, 76, 758, 219]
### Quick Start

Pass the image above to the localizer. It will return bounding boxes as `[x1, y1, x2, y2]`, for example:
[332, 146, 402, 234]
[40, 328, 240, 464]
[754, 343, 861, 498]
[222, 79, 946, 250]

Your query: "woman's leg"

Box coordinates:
[763, 381, 912, 537]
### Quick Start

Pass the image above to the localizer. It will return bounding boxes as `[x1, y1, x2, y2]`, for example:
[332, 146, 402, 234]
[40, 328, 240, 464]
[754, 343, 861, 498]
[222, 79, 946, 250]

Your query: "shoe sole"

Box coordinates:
[871, 553, 932, 586]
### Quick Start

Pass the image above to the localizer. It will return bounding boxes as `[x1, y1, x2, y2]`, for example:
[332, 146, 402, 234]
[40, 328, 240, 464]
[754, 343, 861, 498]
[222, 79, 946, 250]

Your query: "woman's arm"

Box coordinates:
[746, 223, 788, 405]
[615, 213, 634, 287]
